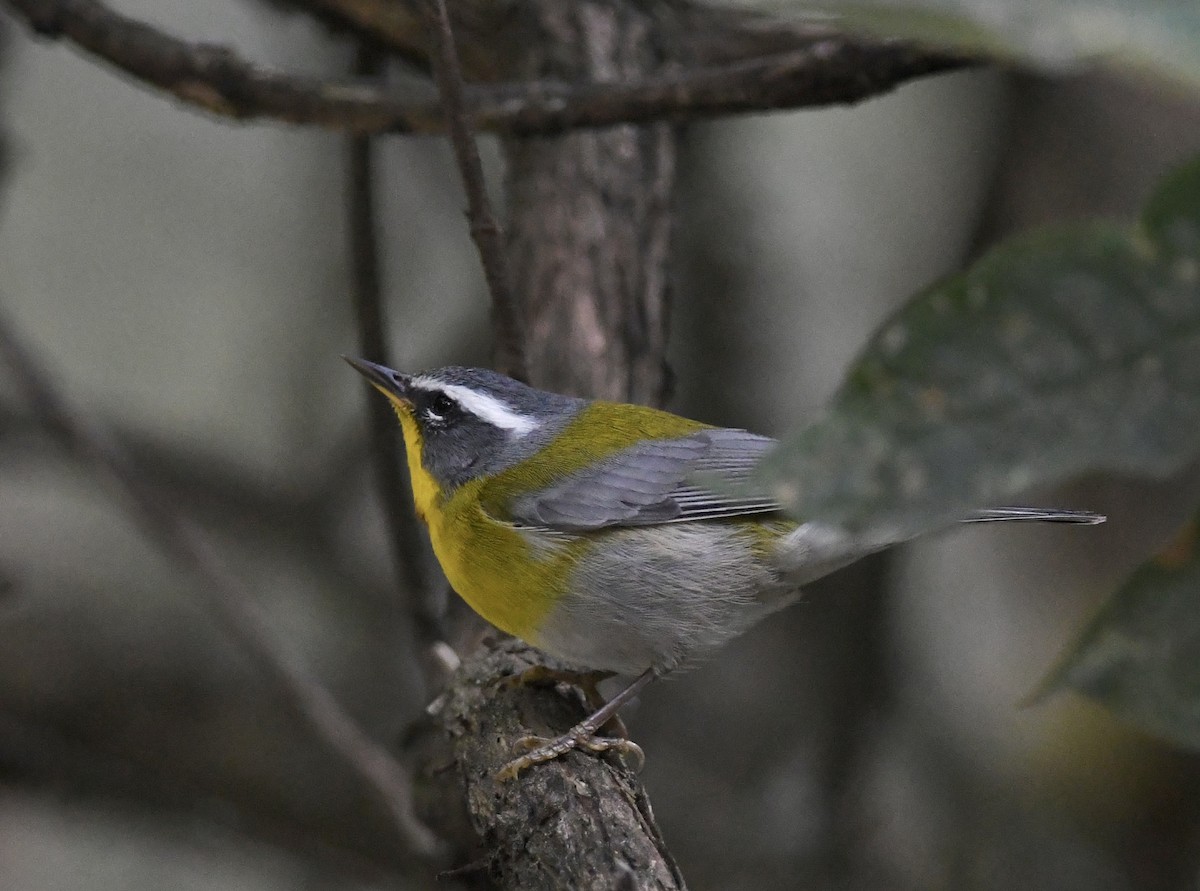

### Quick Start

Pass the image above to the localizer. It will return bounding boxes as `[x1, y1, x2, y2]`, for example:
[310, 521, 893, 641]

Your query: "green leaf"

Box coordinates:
[755, 154, 1200, 536]
[1035, 515, 1200, 750]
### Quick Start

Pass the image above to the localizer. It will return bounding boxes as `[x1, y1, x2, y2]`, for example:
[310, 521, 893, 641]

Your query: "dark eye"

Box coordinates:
[430, 393, 455, 416]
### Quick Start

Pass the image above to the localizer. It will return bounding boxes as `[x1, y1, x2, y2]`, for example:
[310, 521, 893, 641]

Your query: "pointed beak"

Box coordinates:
[343, 356, 412, 404]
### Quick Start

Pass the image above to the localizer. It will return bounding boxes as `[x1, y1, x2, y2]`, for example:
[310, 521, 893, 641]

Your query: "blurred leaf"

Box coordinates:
[845, 1, 1200, 89]
[725, 0, 1200, 89]
[1036, 514, 1200, 749]
[755, 154, 1200, 536]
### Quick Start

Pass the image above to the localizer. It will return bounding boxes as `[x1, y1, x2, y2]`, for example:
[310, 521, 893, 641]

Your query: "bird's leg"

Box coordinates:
[498, 665, 630, 738]
[496, 667, 657, 781]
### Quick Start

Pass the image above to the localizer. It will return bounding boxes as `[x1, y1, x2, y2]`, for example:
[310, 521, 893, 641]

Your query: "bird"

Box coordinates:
[346, 358, 1104, 777]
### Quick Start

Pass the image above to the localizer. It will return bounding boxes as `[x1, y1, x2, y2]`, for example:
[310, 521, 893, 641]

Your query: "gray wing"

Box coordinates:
[505, 428, 781, 531]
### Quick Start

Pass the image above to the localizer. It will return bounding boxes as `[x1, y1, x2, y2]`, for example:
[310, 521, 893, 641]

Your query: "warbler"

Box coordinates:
[347, 358, 1103, 775]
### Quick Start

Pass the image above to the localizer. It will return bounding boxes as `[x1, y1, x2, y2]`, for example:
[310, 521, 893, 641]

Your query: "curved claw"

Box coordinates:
[510, 734, 550, 754]
[496, 731, 645, 781]
[583, 737, 643, 772]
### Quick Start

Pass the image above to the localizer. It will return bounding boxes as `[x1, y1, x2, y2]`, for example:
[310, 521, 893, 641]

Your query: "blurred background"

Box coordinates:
[3, 1, 1200, 888]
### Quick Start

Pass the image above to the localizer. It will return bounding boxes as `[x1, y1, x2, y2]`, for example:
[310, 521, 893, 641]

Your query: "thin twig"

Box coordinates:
[346, 43, 445, 664]
[422, 0, 526, 381]
[0, 308, 443, 859]
[5, 0, 971, 137]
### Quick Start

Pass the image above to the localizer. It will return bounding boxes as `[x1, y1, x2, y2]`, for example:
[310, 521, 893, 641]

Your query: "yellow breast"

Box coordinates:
[396, 409, 573, 641]
[434, 483, 584, 641]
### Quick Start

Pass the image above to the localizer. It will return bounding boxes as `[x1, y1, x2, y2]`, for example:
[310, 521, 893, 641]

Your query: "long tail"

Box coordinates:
[963, 507, 1106, 525]
[774, 505, 1105, 587]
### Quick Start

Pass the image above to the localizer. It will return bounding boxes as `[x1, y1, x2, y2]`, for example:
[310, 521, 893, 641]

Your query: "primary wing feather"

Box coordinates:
[505, 428, 781, 531]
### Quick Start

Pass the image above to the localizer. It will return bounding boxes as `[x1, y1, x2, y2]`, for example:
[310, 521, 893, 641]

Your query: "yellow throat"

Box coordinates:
[379, 388, 566, 640]
[387, 398, 440, 524]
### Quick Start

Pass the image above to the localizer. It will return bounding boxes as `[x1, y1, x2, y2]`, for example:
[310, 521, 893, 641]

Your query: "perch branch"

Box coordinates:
[5, 0, 972, 135]
[0, 309, 443, 859]
[423, 0, 526, 381]
[416, 638, 687, 890]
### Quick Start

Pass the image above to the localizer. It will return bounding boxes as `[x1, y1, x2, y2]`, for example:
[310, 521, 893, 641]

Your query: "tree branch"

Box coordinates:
[269, 0, 913, 76]
[0, 308, 443, 860]
[5, 0, 972, 136]
[423, 0, 526, 381]
[417, 638, 687, 890]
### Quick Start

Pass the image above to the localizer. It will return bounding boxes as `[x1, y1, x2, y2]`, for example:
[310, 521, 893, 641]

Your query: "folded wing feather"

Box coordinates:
[504, 429, 780, 531]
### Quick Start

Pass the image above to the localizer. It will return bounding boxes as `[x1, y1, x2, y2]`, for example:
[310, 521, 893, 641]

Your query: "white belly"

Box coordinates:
[533, 522, 799, 675]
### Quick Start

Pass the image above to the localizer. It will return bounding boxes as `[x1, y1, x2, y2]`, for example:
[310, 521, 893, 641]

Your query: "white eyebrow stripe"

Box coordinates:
[411, 377, 539, 435]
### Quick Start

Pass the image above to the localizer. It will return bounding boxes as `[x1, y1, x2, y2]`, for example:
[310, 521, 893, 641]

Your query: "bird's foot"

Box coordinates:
[496, 725, 645, 781]
[494, 667, 657, 781]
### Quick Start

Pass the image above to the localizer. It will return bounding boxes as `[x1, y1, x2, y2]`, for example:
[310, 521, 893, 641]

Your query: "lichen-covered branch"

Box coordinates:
[417, 639, 686, 890]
